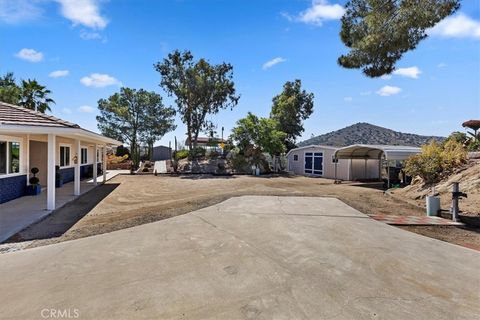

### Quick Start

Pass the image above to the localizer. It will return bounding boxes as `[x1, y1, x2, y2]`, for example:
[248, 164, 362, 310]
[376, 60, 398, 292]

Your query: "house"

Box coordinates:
[185, 137, 226, 150]
[0, 102, 121, 208]
[287, 144, 421, 184]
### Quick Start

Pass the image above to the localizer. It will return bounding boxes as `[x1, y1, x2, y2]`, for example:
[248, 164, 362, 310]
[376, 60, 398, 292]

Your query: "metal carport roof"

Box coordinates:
[334, 144, 421, 161]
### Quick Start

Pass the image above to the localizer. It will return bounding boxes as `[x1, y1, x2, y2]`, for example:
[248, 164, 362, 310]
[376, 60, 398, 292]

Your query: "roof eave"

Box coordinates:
[0, 124, 122, 146]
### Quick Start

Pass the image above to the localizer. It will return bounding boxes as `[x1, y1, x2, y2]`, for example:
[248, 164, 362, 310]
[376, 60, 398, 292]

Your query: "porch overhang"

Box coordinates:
[0, 124, 122, 146]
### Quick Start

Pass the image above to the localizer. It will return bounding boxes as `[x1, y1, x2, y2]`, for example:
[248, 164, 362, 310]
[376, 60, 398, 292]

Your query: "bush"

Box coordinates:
[190, 147, 205, 159]
[467, 139, 480, 151]
[405, 140, 467, 185]
[115, 145, 130, 157]
[207, 150, 220, 159]
[29, 176, 39, 185]
[229, 153, 249, 172]
[175, 149, 190, 160]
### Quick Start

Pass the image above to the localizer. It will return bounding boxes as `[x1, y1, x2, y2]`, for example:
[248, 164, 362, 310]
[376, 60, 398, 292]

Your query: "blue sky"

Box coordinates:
[1, 0, 479, 146]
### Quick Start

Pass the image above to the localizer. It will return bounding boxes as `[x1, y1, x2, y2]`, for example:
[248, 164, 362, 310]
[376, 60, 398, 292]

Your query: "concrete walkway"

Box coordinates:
[87, 169, 129, 184]
[0, 170, 127, 243]
[0, 196, 479, 319]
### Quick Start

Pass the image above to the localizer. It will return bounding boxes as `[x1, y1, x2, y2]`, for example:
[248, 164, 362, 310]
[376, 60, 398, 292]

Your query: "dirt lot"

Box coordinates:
[9, 174, 480, 250]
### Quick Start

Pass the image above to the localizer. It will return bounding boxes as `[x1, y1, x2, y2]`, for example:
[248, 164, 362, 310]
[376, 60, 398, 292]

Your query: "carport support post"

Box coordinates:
[47, 134, 56, 210]
[334, 159, 337, 181]
[387, 165, 390, 189]
[74, 139, 81, 196]
[93, 144, 98, 186]
[364, 159, 367, 179]
[103, 145, 107, 183]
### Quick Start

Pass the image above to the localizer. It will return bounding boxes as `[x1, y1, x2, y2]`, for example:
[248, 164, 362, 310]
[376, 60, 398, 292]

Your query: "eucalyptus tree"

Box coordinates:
[155, 50, 239, 155]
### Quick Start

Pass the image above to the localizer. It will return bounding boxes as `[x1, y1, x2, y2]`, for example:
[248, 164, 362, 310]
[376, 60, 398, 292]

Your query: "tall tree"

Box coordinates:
[270, 80, 314, 151]
[338, 0, 460, 77]
[155, 50, 239, 155]
[97, 88, 176, 167]
[0, 72, 21, 105]
[19, 79, 55, 113]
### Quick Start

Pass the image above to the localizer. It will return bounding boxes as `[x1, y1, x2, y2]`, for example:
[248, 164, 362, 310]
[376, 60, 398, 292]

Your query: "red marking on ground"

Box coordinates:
[370, 214, 464, 226]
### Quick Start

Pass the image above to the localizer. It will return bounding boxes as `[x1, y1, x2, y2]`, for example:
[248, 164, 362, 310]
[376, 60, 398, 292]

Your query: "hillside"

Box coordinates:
[299, 123, 445, 147]
[392, 159, 480, 215]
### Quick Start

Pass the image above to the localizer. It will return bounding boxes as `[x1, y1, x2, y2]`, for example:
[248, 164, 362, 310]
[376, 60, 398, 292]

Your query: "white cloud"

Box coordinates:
[62, 107, 72, 114]
[437, 62, 447, 68]
[380, 74, 392, 80]
[360, 91, 372, 96]
[262, 57, 286, 70]
[0, 0, 43, 24]
[80, 73, 121, 88]
[49, 70, 69, 78]
[79, 29, 102, 40]
[56, 0, 108, 29]
[285, 0, 345, 26]
[376, 85, 402, 96]
[14, 48, 43, 62]
[430, 13, 480, 39]
[78, 105, 94, 113]
[393, 66, 421, 79]
[343, 97, 352, 102]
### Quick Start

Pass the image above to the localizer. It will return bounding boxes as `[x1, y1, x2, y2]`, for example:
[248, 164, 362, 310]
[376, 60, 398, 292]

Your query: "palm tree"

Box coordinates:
[19, 79, 55, 113]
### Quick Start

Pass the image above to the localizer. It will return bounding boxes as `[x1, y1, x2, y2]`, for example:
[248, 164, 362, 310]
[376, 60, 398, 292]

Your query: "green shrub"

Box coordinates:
[467, 139, 480, 151]
[229, 153, 249, 172]
[405, 140, 467, 185]
[175, 149, 190, 160]
[190, 147, 205, 159]
[29, 176, 39, 185]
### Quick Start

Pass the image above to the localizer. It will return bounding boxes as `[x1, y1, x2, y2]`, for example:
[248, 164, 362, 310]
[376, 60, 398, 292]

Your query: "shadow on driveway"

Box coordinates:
[6, 183, 120, 243]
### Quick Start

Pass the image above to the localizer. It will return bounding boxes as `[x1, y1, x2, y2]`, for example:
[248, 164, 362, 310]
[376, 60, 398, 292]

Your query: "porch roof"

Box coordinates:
[334, 144, 421, 161]
[0, 102, 121, 145]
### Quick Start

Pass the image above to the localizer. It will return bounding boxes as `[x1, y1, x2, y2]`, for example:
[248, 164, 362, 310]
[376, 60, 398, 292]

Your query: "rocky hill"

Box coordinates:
[299, 122, 444, 147]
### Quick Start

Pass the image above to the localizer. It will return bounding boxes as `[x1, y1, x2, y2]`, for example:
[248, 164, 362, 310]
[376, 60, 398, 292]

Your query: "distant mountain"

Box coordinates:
[298, 123, 445, 147]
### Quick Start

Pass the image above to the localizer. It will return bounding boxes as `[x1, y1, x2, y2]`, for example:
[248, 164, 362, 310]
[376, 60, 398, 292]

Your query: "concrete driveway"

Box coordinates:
[0, 196, 479, 320]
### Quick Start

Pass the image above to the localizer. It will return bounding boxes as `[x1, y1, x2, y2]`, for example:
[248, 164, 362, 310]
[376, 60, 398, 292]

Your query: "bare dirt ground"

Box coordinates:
[8, 174, 480, 251]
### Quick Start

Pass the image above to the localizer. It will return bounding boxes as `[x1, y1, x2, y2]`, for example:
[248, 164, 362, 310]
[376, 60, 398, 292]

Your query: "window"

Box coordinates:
[60, 146, 71, 167]
[293, 154, 298, 161]
[81, 148, 88, 164]
[9, 142, 20, 173]
[305, 152, 323, 175]
[0, 139, 21, 175]
[0, 141, 6, 175]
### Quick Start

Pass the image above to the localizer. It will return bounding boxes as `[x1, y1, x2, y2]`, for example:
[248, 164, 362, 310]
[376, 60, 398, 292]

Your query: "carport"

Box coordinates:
[333, 144, 421, 188]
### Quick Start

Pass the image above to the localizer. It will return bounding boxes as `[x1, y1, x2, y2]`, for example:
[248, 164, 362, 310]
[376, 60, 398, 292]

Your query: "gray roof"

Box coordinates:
[334, 144, 421, 161]
[0, 101, 80, 128]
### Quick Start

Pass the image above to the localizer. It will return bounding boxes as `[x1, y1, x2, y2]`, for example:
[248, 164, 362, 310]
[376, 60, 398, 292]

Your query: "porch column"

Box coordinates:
[74, 139, 81, 196]
[102, 145, 107, 183]
[47, 134, 56, 210]
[93, 144, 98, 186]
[25, 134, 30, 185]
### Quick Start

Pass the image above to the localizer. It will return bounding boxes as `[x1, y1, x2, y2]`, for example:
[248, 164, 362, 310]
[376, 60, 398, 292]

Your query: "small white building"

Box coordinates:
[287, 144, 421, 183]
[0, 102, 121, 209]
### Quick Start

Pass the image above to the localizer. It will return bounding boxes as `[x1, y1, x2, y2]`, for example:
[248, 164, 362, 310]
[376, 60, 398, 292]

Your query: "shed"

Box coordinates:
[286, 145, 380, 180]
